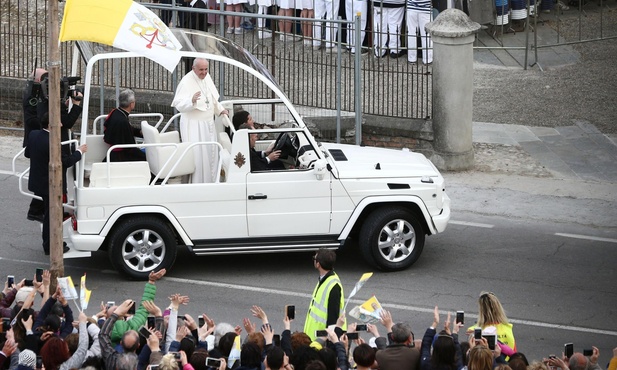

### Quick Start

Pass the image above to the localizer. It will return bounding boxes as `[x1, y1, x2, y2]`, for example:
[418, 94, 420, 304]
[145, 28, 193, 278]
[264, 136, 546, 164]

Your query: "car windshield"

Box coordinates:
[75, 28, 278, 88]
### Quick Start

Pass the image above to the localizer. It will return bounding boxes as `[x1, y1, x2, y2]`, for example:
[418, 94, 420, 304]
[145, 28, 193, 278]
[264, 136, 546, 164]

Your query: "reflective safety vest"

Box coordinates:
[304, 272, 345, 340]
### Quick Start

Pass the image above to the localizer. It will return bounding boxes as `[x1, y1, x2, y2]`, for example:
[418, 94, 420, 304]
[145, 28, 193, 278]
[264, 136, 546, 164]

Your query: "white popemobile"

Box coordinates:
[14, 29, 450, 279]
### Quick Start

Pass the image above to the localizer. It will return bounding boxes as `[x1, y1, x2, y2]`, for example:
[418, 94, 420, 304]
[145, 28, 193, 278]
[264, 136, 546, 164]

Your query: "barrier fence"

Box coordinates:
[1, 0, 615, 138]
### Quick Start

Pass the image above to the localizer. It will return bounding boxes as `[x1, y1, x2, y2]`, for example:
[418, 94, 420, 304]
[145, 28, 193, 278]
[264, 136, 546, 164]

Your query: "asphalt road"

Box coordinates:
[1, 160, 616, 365]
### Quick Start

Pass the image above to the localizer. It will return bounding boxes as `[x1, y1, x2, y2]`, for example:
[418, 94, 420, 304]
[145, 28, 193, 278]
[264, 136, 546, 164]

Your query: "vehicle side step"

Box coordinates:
[190, 236, 341, 255]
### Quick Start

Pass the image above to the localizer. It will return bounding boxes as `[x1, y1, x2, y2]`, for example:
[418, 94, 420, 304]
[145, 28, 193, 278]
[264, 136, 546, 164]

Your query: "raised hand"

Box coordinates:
[243, 317, 256, 334]
[380, 310, 394, 332]
[251, 305, 269, 323]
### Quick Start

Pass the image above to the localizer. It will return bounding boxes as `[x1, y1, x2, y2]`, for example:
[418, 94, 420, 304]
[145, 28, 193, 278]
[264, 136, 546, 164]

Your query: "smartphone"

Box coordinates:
[149, 365, 160, 370]
[147, 316, 156, 329]
[127, 301, 136, 315]
[315, 329, 328, 337]
[356, 324, 367, 331]
[273, 334, 281, 347]
[35, 268, 43, 283]
[205, 357, 222, 367]
[285, 304, 296, 320]
[170, 352, 181, 360]
[474, 328, 482, 340]
[456, 311, 464, 325]
[24, 279, 34, 287]
[106, 301, 115, 310]
[7, 275, 14, 287]
[199, 316, 205, 327]
[565, 343, 574, 358]
[178, 315, 186, 321]
[583, 349, 593, 356]
[346, 332, 359, 340]
[36, 356, 43, 369]
[138, 326, 151, 338]
[483, 334, 496, 350]
[2, 318, 11, 331]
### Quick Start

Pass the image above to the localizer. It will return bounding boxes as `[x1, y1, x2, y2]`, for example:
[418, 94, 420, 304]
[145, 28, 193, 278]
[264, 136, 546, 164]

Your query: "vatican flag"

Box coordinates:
[59, 0, 182, 72]
[80, 274, 92, 311]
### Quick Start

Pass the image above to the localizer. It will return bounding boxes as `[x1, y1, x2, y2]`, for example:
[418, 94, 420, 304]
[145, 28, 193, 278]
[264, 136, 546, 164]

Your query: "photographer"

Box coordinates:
[22, 69, 83, 222]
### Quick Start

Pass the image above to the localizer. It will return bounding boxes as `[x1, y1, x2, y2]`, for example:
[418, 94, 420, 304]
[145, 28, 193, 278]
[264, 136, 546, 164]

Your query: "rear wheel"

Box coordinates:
[108, 215, 177, 280]
[359, 207, 425, 271]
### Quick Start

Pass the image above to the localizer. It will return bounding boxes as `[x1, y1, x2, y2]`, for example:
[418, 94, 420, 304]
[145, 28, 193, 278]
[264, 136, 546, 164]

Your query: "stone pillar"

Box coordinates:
[426, 9, 480, 171]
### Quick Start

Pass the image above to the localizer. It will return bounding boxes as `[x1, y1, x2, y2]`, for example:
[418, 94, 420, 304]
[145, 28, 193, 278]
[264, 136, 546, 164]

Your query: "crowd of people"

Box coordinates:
[0, 249, 614, 370]
[152, 0, 460, 64]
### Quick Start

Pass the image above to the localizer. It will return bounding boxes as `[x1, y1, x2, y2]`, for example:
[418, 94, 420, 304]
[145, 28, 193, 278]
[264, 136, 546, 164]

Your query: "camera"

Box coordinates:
[456, 311, 464, 325]
[205, 357, 222, 367]
[285, 305, 295, 320]
[346, 332, 359, 340]
[564, 343, 574, 358]
[36, 268, 43, 283]
[474, 328, 482, 340]
[139, 326, 151, 338]
[38, 73, 82, 102]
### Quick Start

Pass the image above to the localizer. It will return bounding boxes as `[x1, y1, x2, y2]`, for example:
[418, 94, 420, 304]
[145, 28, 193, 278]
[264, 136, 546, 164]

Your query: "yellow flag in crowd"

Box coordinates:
[59, 0, 182, 72]
[343, 272, 373, 311]
[80, 274, 92, 311]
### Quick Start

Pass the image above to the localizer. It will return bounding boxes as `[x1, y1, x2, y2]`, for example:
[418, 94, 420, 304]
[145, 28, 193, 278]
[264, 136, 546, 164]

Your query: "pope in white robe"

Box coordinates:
[171, 58, 228, 183]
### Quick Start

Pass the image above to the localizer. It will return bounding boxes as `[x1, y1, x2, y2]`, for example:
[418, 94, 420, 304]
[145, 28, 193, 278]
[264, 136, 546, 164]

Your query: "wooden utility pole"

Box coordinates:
[48, 0, 65, 286]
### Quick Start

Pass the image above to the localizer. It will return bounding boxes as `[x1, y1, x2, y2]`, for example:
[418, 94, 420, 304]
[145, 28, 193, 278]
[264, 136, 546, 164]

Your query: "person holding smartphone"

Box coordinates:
[107, 269, 166, 347]
[417, 306, 464, 370]
[304, 248, 346, 340]
[565, 348, 602, 370]
[466, 292, 516, 358]
[374, 309, 419, 370]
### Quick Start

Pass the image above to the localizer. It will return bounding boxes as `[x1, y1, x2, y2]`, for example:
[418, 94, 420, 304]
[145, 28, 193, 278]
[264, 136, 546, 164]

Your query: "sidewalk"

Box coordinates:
[472, 120, 617, 182]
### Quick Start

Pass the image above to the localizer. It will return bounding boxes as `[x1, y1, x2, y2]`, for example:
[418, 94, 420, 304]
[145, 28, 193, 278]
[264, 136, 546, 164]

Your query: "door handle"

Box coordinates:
[248, 194, 267, 200]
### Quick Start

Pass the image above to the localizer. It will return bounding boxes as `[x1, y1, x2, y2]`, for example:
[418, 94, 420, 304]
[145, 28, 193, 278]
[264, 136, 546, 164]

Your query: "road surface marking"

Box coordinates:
[162, 277, 617, 337]
[556, 233, 617, 244]
[0, 257, 615, 336]
[449, 220, 495, 228]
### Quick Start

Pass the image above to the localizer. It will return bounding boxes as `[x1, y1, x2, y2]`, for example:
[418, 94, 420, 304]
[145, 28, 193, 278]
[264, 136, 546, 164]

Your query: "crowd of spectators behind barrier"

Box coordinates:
[0, 268, 615, 370]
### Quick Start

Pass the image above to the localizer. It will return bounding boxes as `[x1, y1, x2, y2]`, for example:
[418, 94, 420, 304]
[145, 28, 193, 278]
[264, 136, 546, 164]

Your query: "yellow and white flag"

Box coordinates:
[57, 276, 79, 300]
[60, 0, 182, 72]
[343, 272, 373, 312]
[80, 274, 92, 311]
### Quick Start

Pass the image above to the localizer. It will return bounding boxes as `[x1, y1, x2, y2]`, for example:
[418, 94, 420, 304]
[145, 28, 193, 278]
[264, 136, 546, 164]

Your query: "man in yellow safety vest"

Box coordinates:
[304, 248, 346, 340]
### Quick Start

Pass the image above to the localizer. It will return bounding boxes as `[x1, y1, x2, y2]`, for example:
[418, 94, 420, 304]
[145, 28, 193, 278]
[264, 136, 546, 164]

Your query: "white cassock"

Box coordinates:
[171, 70, 225, 183]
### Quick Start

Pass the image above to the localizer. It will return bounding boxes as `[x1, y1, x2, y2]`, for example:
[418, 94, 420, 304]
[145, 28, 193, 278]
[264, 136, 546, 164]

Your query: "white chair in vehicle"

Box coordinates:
[140, 121, 195, 181]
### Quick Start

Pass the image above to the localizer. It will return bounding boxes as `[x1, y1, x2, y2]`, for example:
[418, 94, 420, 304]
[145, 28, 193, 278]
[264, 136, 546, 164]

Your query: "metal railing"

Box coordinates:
[0, 0, 432, 140]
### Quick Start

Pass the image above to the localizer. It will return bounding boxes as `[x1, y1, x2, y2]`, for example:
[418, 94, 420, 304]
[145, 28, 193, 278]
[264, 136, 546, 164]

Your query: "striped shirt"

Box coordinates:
[407, 0, 432, 12]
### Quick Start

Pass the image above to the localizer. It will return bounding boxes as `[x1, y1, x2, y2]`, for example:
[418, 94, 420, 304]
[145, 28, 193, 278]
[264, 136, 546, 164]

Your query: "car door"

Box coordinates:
[246, 167, 332, 237]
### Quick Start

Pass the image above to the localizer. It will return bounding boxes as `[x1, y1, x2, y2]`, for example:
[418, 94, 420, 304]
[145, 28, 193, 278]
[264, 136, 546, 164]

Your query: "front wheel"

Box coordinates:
[359, 207, 425, 271]
[108, 215, 177, 280]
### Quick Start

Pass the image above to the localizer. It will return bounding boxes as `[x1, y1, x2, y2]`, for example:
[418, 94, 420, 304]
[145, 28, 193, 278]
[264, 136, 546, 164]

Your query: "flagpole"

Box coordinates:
[48, 0, 65, 290]
[73, 299, 82, 313]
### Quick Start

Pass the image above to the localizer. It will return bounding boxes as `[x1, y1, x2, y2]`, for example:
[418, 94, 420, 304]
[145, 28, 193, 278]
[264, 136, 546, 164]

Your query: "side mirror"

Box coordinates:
[314, 159, 327, 180]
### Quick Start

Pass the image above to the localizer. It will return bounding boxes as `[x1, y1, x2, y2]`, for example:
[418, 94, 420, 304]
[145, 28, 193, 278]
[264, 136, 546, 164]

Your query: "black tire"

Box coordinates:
[108, 215, 177, 280]
[359, 207, 425, 271]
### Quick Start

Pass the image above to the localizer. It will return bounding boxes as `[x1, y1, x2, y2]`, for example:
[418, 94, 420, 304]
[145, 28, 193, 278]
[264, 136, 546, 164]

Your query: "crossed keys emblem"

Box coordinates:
[129, 9, 179, 51]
